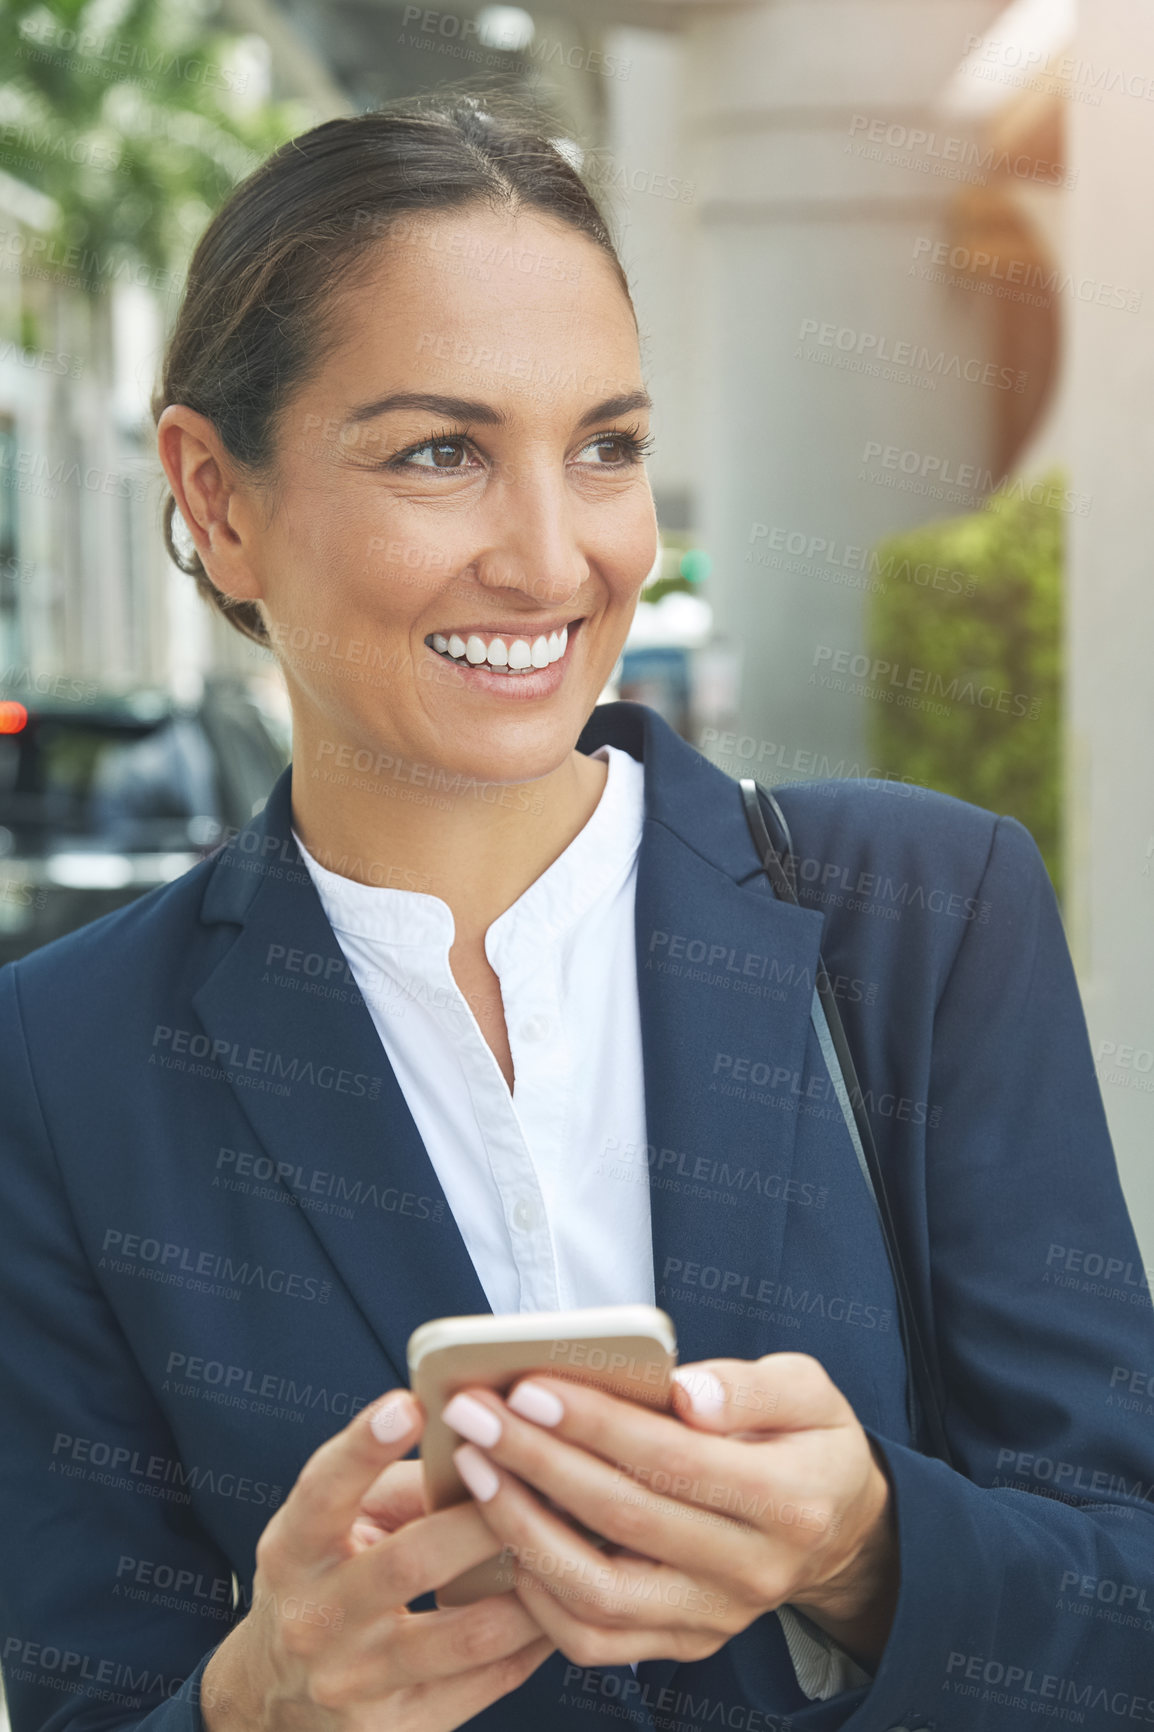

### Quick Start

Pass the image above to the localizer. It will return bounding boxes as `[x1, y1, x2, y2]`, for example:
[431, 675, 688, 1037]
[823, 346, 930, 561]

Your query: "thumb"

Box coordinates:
[277, 1387, 424, 1571]
[671, 1353, 842, 1435]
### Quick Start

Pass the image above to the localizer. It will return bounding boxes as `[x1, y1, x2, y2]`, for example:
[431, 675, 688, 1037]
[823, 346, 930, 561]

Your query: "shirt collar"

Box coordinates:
[292, 742, 644, 954]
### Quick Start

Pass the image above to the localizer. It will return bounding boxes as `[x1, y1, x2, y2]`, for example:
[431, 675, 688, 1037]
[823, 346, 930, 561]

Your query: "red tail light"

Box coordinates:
[0, 701, 27, 734]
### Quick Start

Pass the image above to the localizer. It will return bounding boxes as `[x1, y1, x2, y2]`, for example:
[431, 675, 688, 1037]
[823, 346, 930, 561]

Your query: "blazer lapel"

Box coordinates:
[191, 771, 490, 1389]
[576, 705, 827, 1369]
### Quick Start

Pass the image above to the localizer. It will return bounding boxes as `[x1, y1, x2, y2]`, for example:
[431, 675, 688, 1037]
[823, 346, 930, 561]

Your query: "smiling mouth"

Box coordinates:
[423, 619, 581, 674]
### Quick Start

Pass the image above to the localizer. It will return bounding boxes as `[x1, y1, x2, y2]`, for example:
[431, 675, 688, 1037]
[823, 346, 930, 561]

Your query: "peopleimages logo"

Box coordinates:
[747, 520, 977, 592]
[911, 238, 1141, 313]
[163, 1351, 372, 1421]
[797, 318, 1027, 392]
[846, 113, 1074, 188]
[859, 442, 1093, 516]
[17, 14, 246, 90]
[944, 1650, 1154, 1720]
[98, 1228, 332, 1305]
[960, 32, 1154, 106]
[558, 1664, 793, 1729]
[149, 1025, 382, 1100]
[397, 6, 631, 78]
[51, 1432, 283, 1508]
[811, 644, 1040, 719]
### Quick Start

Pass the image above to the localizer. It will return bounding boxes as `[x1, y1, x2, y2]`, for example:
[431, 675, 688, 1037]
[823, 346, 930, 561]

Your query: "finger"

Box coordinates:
[669, 1358, 858, 1534]
[455, 1446, 726, 1639]
[339, 1494, 518, 1609]
[455, 1379, 849, 1573]
[512, 1570, 712, 1670]
[670, 1354, 848, 1434]
[358, 1458, 428, 1532]
[395, 1634, 554, 1732]
[672, 1361, 882, 1563]
[457, 1413, 768, 1596]
[447, 1381, 786, 1541]
[383, 1593, 551, 1688]
[273, 1389, 423, 1571]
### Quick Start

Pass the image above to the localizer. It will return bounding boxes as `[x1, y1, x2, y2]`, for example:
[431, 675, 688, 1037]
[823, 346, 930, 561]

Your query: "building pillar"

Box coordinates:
[1066, 0, 1154, 1259]
[677, 0, 1008, 775]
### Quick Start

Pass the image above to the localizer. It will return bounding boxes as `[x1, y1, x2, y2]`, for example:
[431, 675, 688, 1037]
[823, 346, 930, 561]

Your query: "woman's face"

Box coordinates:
[243, 203, 657, 788]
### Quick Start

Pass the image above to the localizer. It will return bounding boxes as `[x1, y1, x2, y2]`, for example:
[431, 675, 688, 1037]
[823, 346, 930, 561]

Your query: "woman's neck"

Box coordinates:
[289, 738, 610, 942]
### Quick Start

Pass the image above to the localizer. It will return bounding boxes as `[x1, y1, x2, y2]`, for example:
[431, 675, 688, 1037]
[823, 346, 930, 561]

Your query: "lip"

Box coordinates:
[423, 617, 583, 699]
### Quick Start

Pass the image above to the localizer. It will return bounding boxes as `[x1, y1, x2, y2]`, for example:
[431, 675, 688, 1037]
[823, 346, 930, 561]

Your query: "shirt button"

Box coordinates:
[511, 1197, 541, 1233]
[519, 1014, 551, 1042]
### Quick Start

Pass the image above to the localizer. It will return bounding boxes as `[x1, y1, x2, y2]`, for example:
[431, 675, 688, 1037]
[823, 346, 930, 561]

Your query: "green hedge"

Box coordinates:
[866, 472, 1063, 898]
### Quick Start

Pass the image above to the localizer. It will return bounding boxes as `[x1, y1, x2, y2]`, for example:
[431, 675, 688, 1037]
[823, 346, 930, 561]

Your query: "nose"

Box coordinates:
[471, 465, 588, 609]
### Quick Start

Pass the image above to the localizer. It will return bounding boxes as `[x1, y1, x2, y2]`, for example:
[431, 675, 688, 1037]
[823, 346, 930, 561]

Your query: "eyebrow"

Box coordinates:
[343, 389, 653, 430]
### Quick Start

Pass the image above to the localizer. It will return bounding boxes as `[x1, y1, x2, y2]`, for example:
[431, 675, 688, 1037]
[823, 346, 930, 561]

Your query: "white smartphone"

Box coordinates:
[406, 1303, 678, 1606]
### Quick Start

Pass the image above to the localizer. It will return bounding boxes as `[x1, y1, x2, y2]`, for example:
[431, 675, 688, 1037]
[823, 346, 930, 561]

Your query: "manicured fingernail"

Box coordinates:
[370, 1391, 417, 1442]
[443, 1392, 502, 1448]
[454, 1442, 500, 1503]
[672, 1369, 727, 1415]
[507, 1380, 564, 1427]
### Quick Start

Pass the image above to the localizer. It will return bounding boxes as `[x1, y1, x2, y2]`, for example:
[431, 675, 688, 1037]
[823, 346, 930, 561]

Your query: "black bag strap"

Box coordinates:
[739, 778, 956, 1468]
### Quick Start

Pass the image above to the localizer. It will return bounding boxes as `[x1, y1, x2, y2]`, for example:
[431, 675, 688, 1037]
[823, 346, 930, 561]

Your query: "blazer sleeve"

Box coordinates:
[805, 813, 1154, 1730]
[0, 963, 239, 1732]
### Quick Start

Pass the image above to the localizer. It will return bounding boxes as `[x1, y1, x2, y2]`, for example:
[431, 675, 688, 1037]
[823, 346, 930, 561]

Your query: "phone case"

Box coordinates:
[407, 1305, 677, 1606]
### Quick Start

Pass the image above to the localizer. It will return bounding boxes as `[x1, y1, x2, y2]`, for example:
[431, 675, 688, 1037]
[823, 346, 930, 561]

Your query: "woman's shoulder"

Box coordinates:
[768, 775, 1038, 899]
[762, 775, 1053, 985]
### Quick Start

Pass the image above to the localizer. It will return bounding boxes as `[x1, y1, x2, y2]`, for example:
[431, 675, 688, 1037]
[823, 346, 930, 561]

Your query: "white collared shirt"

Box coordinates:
[294, 741, 869, 1703]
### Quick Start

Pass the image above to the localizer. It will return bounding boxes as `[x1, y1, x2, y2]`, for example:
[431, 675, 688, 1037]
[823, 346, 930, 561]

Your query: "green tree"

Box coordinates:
[867, 472, 1063, 896]
[0, 0, 308, 298]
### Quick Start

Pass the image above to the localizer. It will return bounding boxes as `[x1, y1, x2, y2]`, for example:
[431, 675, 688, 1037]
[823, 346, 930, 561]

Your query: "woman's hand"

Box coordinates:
[440, 1352, 899, 1673]
[201, 1390, 554, 1732]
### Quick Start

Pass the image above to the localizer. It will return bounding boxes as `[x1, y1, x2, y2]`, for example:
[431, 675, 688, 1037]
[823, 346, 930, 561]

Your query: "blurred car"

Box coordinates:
[0, 679, 291, 966]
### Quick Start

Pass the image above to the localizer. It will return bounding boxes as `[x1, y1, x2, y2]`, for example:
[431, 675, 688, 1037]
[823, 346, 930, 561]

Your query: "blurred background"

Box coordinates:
[0, 0, 1149, 1260]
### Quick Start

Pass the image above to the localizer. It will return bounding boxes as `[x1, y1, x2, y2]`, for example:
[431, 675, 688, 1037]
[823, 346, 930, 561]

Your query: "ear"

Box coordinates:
[156, 405, 266, 606]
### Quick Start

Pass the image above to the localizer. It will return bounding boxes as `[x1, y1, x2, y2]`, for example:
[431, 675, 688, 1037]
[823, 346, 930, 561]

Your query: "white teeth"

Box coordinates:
[430, 623, 572, 672]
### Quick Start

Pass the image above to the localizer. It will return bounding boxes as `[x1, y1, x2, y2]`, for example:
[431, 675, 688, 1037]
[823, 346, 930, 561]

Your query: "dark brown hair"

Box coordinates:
[152, 90, 634, 646]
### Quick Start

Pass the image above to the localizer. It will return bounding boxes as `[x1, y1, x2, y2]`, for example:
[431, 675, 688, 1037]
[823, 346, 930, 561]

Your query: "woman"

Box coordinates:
[1, 94, 1152, 1732]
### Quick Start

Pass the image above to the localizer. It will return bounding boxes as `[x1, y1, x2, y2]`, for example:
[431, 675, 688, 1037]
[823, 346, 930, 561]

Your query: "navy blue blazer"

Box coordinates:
[2, 699, 1154, 1732]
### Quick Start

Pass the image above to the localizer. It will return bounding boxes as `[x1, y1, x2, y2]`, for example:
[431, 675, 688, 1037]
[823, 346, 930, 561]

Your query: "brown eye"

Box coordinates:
[429, 440, 465, 468]
[398, 437, 472, 470]
[574, 430, 650, 467]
